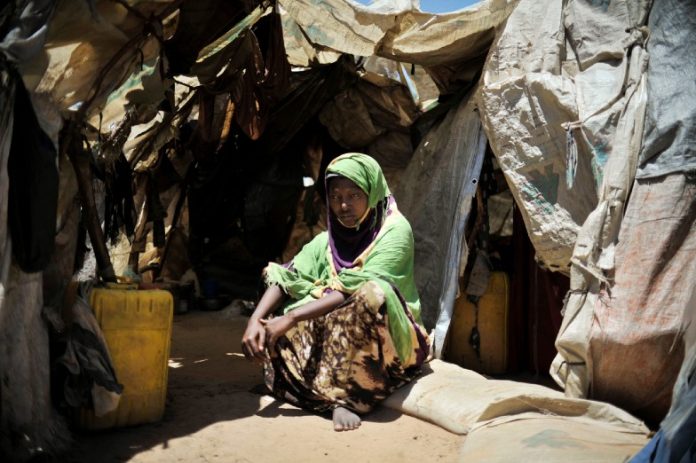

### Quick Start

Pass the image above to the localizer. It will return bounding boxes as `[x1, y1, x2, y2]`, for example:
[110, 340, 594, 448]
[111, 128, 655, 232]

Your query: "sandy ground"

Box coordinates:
[67, 306, 463, 463]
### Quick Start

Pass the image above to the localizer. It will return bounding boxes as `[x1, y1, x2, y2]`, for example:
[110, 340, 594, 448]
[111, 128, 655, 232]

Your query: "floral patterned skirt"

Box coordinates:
[264, 281, 422, 414]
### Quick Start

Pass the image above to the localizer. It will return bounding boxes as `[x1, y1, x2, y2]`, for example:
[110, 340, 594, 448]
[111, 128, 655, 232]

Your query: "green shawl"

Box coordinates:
[263, 153, 425, 365]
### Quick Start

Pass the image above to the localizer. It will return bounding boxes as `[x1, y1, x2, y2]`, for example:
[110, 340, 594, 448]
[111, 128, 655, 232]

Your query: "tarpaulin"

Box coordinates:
[94, 2, 274, 145]
[396, 93, 486, 355]
[20, 0, 176, 116]
[477, 0, 665, 417]
[0, 263, 70, 459]
[550, 66, 649, 396]
[548, 2, 695, 424]
[478, 0, 650, 273]
[279, 0, 517, 67]
[165, 0, 250, 76]
[279, 5, 341, 67]
[319, 71, 419, 187]
[584, 173, 695, 423]
[630, 340, 696, 463]
[636, 0, 696, 179]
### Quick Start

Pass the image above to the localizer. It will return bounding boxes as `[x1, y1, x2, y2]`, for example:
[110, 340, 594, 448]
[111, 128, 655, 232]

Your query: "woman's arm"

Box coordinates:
[242, 285, 287, 362]
[262, 290, 347, 352]
[287, 290, 346, 323]
[251, 284, 287, 322]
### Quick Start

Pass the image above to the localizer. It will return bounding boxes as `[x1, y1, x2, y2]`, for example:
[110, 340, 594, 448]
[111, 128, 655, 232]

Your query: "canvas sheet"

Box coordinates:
[477, 0, 665, 414]
[319, 73, 419, 189]
[0, 263, 69, 456]
[551, 59, 649, 400]
[630, 310, 696, 463]
[0, 2, 70, 454]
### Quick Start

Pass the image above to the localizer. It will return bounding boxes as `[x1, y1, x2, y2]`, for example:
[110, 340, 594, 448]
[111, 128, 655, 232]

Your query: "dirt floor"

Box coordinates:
[67, 305, 463, 462]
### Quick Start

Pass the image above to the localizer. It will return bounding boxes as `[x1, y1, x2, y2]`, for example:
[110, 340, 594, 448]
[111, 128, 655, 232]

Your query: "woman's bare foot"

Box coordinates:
[333, 407, 361, 432]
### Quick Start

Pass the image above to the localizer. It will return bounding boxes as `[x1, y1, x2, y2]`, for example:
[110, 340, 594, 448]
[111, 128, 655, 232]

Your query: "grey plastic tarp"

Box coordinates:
[396, 94, 486, 356]
[636, 0, 696, 179]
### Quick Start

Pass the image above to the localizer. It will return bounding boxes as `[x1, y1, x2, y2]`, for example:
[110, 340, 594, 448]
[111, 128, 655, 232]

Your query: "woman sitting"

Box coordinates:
[242, 153, 429, 431]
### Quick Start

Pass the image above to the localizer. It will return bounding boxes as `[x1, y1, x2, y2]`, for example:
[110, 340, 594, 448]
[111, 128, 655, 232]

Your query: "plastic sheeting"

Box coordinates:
[579, 174, 695, 423]
[478, 0, 666, 417]
[637, 0, 696, 179]
[478, 0, 650, 273]
[91, 2, 273, 141]
[548, 1, 695, 423]
[316, 56, 438, 192]
[396, 94, 486, 356]
[0, 263, 71, 459]
[279, 5, 341, 67]
[20, 0, 176, 116]
[279, 0, 517, 67]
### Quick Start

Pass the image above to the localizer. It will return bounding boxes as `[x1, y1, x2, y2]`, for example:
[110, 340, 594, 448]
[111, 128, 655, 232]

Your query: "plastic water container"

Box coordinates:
[446, 272, 509, 375]
[78, 287, 174, 429]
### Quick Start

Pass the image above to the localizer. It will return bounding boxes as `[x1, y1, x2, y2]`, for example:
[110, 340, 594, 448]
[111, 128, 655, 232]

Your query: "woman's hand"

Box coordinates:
[241, 285, 288, 362]
[241, 318, 267, 362]
[260, 315, 297, 354]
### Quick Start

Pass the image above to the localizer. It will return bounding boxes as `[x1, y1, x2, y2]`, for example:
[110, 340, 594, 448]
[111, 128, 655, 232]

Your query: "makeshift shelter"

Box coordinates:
[0, 0, 693, 459]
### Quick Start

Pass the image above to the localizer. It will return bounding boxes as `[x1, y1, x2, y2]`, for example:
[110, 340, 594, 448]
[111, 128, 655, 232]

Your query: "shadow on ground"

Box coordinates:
[64, 307, 404, 462]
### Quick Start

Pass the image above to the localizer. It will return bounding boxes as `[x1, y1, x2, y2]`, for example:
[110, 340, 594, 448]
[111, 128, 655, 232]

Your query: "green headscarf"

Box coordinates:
[326, 152, 391, 208]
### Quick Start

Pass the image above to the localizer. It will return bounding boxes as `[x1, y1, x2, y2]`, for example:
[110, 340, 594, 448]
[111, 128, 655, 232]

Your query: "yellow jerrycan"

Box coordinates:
[446, 271, 509, 375]
[78, 286, 173, 429]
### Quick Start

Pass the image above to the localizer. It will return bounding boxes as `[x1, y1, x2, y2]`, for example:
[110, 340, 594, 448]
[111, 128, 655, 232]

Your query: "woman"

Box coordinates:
[241, 153, 429, 431]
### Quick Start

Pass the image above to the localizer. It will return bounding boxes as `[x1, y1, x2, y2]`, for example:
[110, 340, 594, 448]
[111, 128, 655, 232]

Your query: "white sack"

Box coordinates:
[460, 412, 648, 462]
[384, 360, 648, 436]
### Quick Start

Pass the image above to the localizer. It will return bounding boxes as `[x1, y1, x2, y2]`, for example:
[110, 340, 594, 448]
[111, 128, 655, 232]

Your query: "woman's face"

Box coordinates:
[328, 177, 369, 227]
